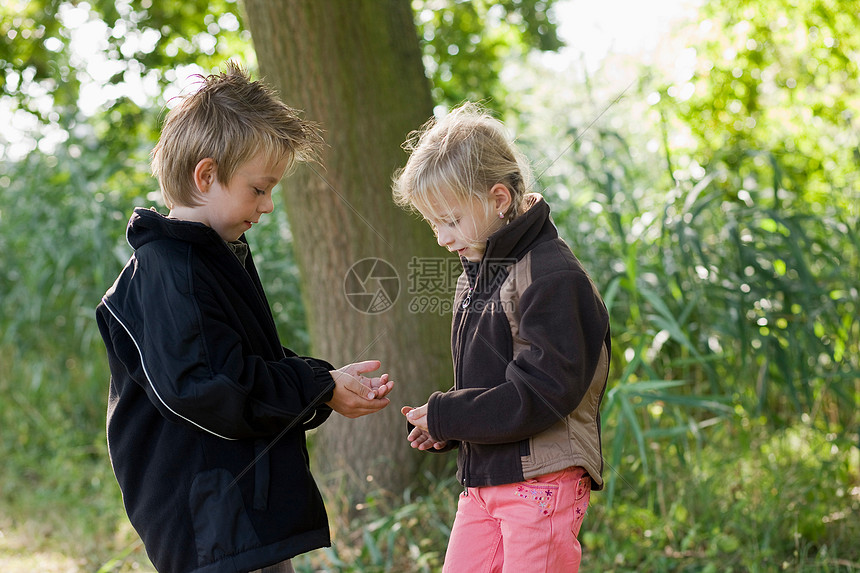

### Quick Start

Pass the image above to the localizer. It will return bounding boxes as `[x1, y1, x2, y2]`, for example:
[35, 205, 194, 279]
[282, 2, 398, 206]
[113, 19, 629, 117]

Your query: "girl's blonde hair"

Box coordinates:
[151, 61, 323, 209]
[392, 102, 533, 222]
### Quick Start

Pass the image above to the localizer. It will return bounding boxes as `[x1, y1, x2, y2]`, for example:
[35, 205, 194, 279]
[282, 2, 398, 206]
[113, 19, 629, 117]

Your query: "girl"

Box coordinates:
[392, 103, 611, 572]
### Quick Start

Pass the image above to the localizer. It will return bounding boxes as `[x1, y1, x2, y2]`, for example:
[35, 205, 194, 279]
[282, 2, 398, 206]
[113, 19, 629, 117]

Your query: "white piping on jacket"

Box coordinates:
[102, 297, 237, 441]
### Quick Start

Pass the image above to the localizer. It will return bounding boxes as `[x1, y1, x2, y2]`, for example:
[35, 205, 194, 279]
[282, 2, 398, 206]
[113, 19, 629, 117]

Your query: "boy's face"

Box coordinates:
[193, 153, 288, 242]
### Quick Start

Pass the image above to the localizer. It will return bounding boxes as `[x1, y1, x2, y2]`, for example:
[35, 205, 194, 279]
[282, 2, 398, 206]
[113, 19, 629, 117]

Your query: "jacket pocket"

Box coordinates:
[519, 437, 531, 458]
[189, 468, 260, 566]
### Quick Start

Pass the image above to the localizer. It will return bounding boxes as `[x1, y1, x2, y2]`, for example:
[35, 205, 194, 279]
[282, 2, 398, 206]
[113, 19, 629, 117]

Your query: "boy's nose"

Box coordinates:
[259, 195, 274, 214]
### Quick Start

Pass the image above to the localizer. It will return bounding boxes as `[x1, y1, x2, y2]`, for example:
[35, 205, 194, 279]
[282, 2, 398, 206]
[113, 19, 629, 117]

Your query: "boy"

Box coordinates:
[96, 62, 393, 573]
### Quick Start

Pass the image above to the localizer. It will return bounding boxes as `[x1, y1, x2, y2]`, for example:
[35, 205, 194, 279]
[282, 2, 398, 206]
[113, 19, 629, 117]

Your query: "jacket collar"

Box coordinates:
[126, 207, 246, 253]
[483, 194, 556, 262]
[462, 194, 557, 286]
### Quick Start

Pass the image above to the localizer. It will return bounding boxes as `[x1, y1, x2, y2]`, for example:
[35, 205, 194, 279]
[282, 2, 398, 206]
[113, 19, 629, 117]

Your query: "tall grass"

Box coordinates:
[0, 142, 153, 568]
[521, 104, 860, 507]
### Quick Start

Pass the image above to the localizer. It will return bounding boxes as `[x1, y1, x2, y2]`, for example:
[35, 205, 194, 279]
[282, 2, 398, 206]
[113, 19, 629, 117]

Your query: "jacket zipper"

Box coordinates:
[454, 265, 481, 496]
[224, 241, 287, 359]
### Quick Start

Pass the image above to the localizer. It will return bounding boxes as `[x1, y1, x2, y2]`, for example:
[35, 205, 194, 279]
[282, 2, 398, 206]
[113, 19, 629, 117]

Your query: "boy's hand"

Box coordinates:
[402, 405, 446, 450]
[326, 360, 393, 418]
[359, 368, 393, 400]
[338, 359, 394, 399]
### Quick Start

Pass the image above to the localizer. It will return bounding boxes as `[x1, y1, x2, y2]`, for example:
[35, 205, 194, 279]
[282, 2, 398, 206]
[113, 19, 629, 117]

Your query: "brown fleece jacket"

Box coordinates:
[427, 195, 611, 490]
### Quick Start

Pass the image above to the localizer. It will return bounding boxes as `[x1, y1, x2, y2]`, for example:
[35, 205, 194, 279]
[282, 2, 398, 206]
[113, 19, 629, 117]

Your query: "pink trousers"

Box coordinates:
[442, 466, 591, 573]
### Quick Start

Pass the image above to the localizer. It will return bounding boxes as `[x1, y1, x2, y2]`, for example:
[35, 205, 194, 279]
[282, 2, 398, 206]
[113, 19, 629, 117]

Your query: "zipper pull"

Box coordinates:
[462, 285, 474, 309]
[462, 479, 469, 497]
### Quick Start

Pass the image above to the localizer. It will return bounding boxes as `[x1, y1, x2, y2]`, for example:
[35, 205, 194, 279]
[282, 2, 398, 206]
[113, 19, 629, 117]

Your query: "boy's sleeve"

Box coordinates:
[292, 351, 336, 431]
[102, 253, 337, 440]
[427, 270, 609, 444]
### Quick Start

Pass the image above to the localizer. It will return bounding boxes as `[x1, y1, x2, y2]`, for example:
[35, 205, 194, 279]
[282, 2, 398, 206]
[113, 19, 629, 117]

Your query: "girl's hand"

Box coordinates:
[401, 404, 429, 432]
[406, 426, 447, 450]
[401, 405, 446, 450]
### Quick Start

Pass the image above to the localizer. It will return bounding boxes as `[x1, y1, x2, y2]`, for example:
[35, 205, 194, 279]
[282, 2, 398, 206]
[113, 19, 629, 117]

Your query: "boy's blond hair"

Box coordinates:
[392, 102, 533, 222]
[151, 61, 323, 209]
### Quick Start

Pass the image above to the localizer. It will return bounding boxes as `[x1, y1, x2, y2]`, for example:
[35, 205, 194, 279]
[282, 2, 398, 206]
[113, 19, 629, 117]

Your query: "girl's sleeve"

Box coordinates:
[428, 269, 609, 444]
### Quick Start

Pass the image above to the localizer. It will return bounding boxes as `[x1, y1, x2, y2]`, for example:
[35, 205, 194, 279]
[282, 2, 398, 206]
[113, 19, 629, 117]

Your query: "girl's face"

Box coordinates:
[423, 188, 503, 262]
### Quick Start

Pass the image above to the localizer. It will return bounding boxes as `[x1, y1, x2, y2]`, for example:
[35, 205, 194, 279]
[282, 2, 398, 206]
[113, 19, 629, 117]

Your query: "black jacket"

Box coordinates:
[427, 195, 611, 489]
[96, 208, 336, 572]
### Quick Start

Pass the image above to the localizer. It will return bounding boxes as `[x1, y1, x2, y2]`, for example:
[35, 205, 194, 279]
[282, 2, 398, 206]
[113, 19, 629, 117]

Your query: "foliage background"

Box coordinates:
[0, 0, 858, 571]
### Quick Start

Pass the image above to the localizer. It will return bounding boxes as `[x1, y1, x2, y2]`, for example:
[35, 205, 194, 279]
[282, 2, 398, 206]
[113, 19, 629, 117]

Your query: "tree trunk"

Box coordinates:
[243, 0, 454, 502]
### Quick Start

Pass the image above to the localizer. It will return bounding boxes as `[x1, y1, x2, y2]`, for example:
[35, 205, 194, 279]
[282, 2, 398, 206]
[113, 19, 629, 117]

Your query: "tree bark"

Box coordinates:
[243, 0, 454, 502]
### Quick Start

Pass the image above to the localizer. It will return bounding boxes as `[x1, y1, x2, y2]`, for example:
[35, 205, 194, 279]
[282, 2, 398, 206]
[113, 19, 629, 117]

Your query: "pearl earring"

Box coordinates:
[498, 212, 505, 219]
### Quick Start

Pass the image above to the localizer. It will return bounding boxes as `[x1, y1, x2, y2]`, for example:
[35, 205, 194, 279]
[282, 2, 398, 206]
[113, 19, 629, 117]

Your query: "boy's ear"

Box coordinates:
[193, 158, 217, 193]
[489, 183, 512, 214]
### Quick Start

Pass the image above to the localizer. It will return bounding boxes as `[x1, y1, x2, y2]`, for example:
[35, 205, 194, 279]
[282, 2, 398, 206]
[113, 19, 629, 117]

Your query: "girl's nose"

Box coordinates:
[436, 227, 453, 247]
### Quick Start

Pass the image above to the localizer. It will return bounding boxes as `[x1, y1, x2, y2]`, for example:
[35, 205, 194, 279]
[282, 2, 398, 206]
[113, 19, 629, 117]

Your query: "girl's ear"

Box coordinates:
[193, 158, 217, 194]
[489, 183, 512, 215]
